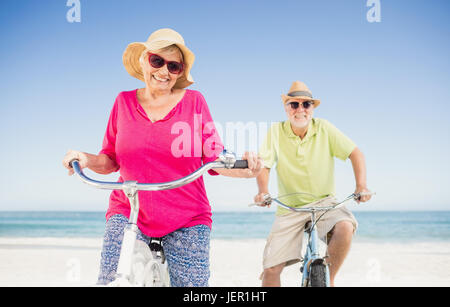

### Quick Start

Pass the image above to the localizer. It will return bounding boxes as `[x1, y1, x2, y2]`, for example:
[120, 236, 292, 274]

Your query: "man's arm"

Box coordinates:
[254, 167, 271, 206]
[348, 147, 371, 203]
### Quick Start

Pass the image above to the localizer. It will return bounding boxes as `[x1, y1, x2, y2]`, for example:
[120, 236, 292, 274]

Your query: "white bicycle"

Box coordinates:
[69, 151, 249, 287]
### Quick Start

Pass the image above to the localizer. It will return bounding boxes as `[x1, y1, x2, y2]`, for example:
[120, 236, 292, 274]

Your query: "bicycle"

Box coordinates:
[69, 150, 249, 287]
[250, 191, 375, 287]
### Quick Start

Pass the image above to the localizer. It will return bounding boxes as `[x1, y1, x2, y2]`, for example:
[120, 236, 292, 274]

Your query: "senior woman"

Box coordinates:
[62, 28, 262, 286]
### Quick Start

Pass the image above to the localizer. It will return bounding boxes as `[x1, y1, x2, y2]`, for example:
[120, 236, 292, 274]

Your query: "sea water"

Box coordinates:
[0, 211, 449, 242]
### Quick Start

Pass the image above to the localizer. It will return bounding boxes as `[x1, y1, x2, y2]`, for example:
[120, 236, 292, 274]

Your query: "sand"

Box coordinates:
[0, 237, 449, 287]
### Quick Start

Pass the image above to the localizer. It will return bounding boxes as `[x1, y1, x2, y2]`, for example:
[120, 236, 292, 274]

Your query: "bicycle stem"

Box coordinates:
[116, 181, 140, 280]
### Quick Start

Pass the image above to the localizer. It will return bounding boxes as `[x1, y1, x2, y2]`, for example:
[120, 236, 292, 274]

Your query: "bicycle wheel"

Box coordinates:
[143, 260, 170, 287]
[309, 262, 327, 287]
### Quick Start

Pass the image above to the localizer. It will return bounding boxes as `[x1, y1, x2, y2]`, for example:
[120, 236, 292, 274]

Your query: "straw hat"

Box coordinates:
[123, 28, 195, 89]
[281, 81, 321, 108]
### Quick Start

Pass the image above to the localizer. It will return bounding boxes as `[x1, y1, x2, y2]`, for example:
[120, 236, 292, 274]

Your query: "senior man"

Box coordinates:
[255, 81, 372, 287]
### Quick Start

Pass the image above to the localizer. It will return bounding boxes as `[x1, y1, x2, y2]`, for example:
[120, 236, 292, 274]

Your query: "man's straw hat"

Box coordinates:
[281, 81, 321, 108]
[123, 28, 195, 89]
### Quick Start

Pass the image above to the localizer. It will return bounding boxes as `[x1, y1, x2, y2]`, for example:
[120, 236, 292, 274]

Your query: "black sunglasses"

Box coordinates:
[286, 101, 314, 110]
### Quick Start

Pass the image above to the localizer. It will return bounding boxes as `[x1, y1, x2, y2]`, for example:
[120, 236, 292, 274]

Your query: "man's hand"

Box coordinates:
[355, 186, 372, 204]
[254, 192, 272, 207]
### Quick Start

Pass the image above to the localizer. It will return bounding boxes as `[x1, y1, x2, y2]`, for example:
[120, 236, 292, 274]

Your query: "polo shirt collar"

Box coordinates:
[283, 119, 317, 141]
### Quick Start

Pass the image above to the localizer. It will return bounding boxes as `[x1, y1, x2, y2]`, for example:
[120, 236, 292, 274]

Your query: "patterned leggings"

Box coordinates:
[97, 214, 211, 287]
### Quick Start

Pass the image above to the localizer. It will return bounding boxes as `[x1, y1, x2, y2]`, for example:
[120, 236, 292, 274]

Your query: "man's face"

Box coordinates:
[284, 99, 315, 129]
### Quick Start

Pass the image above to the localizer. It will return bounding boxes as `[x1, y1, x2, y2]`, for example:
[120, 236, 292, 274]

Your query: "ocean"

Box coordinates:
[0, 211, 449, 243]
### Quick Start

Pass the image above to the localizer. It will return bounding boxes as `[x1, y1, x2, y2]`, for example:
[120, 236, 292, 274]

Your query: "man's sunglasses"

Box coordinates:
[286, 101, 314, 110]
[148, 53, 184, 74]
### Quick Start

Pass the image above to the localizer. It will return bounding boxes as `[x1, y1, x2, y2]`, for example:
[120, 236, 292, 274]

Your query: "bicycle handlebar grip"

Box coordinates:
[68, 159, 79, 169]
[232, 160, 248, 169]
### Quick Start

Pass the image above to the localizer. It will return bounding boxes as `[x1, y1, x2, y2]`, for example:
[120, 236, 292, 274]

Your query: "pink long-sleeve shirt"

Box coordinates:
[99, 89, 224, 237]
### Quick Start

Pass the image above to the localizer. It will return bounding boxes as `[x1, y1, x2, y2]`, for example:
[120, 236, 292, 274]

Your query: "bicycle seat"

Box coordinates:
[149, 238, 163, 252]
[304, 221, 312, 233]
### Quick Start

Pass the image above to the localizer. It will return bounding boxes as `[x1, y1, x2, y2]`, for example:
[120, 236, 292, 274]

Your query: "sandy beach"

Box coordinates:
[0, 237, 449, 287]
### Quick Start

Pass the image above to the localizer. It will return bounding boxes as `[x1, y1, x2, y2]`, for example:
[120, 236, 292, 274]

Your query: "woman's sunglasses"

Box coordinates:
[148, 53, 184, 74]
[286, 101, 314, 110]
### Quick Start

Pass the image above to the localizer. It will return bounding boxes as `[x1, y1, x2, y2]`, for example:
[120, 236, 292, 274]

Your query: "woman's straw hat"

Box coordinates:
[123, 28, 195, 89]
[281, 81, 321, 108]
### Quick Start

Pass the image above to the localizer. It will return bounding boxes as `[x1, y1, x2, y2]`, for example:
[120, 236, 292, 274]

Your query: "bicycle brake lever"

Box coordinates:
[248, 194, 272, 207]
[263, 194, 272, 205]
[219, 150, 237, 169]
[353, 191, 376, 201]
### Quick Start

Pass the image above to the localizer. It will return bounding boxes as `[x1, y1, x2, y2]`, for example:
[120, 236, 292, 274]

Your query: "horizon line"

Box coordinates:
[1, 209, 449, 213]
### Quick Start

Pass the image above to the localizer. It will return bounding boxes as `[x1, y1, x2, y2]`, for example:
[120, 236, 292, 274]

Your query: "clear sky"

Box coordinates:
[0, 0, 449, 212]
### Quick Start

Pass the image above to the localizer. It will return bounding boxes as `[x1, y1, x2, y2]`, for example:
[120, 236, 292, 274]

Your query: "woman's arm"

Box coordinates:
[62, 150, 118, 176]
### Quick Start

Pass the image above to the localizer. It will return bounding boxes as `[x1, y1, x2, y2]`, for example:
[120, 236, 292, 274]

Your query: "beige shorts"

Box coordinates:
[262, 196, 358, 270]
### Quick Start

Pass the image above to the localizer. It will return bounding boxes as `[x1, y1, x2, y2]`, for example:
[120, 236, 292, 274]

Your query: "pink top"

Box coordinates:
[99, 89, 224, 237]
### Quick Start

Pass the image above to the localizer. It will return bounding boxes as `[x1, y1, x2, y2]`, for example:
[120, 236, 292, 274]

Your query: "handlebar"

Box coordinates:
[250, 192, 376, 212]
[69, 152, 249, 192]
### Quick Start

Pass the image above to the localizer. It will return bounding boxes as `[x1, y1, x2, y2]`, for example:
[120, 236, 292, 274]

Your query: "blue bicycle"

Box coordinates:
[250, 192, 374, 287]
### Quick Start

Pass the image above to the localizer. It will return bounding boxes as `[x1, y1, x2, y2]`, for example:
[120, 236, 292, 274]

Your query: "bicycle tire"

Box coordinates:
[309, 263, 327, 287]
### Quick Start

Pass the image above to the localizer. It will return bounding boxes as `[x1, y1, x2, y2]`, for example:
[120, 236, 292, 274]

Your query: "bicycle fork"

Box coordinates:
[300, 211, 331, 287]
[115, 181, 140, 281]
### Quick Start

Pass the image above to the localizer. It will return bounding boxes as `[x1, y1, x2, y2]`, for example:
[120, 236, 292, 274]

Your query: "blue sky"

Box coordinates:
[0, 0, 449, 211]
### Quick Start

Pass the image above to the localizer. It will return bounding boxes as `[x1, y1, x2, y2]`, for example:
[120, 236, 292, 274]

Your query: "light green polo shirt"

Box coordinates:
[259, 118, 356, 215]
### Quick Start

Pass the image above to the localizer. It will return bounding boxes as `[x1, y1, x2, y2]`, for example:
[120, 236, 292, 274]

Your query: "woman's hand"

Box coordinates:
[62, 151, 118, 175]
[242, 151, 263, 178]
[62, 150, 89, 176]
[214, 151, 263, 178]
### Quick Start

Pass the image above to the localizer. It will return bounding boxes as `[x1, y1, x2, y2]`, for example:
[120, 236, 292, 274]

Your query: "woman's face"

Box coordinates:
[142, 48, 183, 92]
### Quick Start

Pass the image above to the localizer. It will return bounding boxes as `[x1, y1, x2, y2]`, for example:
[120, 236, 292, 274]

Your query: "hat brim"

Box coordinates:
[281, 95, 321, 108]
[123, 40, 195, 89]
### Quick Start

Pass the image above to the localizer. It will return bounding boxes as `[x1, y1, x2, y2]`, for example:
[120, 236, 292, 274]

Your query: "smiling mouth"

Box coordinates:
[294, 114, 308, 120]
[153, 75, 169, 82]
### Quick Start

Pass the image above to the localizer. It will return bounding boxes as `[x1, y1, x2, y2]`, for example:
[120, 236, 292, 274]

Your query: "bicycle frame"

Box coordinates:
[70, 150, 247, 286]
